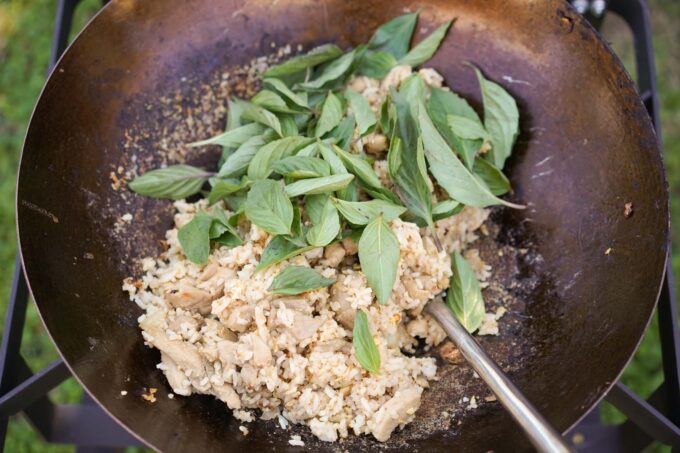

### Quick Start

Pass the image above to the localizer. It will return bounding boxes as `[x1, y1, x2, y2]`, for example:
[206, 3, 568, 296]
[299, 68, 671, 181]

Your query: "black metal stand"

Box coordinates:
[1, 0, 678, 450]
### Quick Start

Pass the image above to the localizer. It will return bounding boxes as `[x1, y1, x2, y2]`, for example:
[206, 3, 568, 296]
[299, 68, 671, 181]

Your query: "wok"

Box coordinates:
[16, 0, 668, 451]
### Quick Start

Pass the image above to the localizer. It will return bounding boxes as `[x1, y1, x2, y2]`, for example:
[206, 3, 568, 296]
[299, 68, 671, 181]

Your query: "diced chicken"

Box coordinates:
[240, 364, 258, 388]
[212, 383, 241, 409]
[198, 263, 219, 281]
[161, 353, 191, 395]
[217, 340, 237, 367]
[224, 305, 254, 333]
[364, 133, 388, 155]
[313, 338, 351, 354]
[330, 283, 355, 329]
[168, 314, 199, 333]
[251, 334, 273, 367]
[166, 285, 213, 314]
[341, 237, 358, 255]
[290, 312, 323, 341]
[323, 243, 345, 267]
[145, 327, 205, 377]
[371, 387, 422, 442]
[279, 297, 313, 315]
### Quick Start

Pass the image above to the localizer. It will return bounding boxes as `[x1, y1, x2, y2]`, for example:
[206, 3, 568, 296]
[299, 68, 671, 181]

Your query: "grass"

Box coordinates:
[0, 1, 678, 451]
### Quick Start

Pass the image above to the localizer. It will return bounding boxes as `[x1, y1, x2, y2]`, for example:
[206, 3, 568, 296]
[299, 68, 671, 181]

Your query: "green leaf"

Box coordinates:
[264, 78, 310, 110]
[473, 67, 520, 169]
[284, 174, 354, 197]
[346, 88, 377, 136]
[332, 145, 398, 203]
[188, 119, 265, 149]
[217, 134, 268, 178]
[264, 44, 343, 78]
[318, 143, 356, 201]
[178, 213, 213, 264]
[245, 180, 294, 235]
[356, 50, 397, 79]
[271, 156, 331, 179]
[447, 114, 491, 141]
[306, 202, 341, 246]
[207, 178, 243, 205]
[358, 215, 400, 304]
[296, 142, 320, 157]
[256, 236, 315, 272]
[305, 194, 329, 224]
[242, 102, 283, 137]
[327, 114, 356, 150]
[297, 50, 356, 91]
[209, 208, 243, 246]
[427, 88, 481, 169]
[398, 21, 452, 66]
[353, 310, 381, 373]
[417, 103, 523, 209]
[269, 265, 336, 295]
[446, 250, 485, 333]
[389, 91, 434, 228]
[398, 74, 427, 107]
[252, 90, 304, 114]
[129, 165, 212, 200]
[472, 157, 511, 196]
[379, 97, 393, 136]
[368, 12, 419, 59]
[332, 198, 406, 225]
[226, 98, 247, 132]
[316, 91, 344, 137]
[279, 114, 299, 137]
[247, 136, 314, 180]
[432, 199, 463, 221]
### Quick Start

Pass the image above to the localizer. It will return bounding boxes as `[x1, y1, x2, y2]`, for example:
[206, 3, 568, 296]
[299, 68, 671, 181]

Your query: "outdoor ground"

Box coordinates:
[0, 0, 678, 451]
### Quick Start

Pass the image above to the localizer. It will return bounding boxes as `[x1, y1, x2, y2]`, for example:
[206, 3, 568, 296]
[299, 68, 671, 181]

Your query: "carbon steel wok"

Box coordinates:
[16, 0, 668, 451]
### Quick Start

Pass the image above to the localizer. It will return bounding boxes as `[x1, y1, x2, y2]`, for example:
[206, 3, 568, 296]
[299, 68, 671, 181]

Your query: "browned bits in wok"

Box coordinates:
[142, 387, 158, 403]
[624, 202, 634, 218]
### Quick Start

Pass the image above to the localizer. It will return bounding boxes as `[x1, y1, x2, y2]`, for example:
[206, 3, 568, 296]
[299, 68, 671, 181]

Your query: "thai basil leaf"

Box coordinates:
[306, 202, 341, 246]
[447, 115, 491, 141]
[271, 156, 331, 179]
[207, 178, 243, 205]
[264, 78, 310, 110]
[188, 120, 265, 149]
[209, 208, 243, 246]
[368, 12, 419, 59]
[297, 50, 356, 91]
[389, 90, 434, 228]
[252, 90, 304, 114]
[353, 310, 381, 373]
[319, 143, 357, 201]
[129, 165, 212, 200]
[446, 250, 485, 333]
[346, 88, 376, 136]
[327, 114, 356, 150]
[226, 98, 247, 131]
[248, 136, 314, 180]
[398, 74, 427, 107]
[398, 21, 452, 66]
[217, 134, 267, 178]
[356, 50, 397, 79]
[245, 180, 294, 235]
[473, 67, 519, 169]
[269, 265, 336, 295]
[379, 97, 394, 136]
[305, 194, 329, 224]
[241, 102, 283, 137]
[432, 199, 463, 221]
[417, 102, 523, 209]
[264, 44, 343, 78]
[316, 91, 344, 137]
[177, 213, 213, 264]
[297, 142, 320, 157]
[332, 198, 406, 225]
[284, 173, 354, 197]
[358, 215, 400, 305]
[255, 236, 315, 272]
[279, 114, 299, 137]
[333, 145, 398, 203]
[473, 157, 511, 196]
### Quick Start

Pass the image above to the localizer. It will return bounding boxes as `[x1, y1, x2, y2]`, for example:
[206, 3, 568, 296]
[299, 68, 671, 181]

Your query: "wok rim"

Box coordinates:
[14, 0, 670, 449]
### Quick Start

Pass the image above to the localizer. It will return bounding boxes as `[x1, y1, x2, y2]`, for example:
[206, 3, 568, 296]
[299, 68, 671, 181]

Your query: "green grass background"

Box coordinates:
[0, 0, 677, 451]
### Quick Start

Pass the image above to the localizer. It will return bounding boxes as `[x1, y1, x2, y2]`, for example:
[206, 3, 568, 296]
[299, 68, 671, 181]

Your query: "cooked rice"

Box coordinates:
[123, 66, 500, 443]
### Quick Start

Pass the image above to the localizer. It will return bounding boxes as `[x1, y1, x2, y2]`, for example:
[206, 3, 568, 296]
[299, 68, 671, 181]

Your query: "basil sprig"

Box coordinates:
[353, 310, 381, 373]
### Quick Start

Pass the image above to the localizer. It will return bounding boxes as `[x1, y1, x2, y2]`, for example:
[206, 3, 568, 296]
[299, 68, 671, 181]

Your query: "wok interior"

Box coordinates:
[16, 0, 667, 451]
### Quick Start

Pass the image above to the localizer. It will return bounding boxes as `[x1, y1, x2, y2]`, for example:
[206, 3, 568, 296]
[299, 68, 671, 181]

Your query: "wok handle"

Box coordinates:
[426, 298, 574, 453]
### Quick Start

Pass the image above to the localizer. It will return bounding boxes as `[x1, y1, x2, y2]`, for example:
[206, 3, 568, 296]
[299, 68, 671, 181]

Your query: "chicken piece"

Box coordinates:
[251, 334, 273, 367]
[290, 312, 323, 341]
[217, 340, 237, 368]
[212, 383, 242, 409]
[168, 314, 199, 334]
[313, 338, 351, 354]
[278, 297, 313, 315]
[145, 327, 205, 377]
[323, 243, 345, 267]
[364, 133, 388, 155]
[224, 305, 254, 333]
[204, 318, 237, 342]
[240, 364, 258, 388]
[166, 285, 213, 315]
[371, 387, 422, 442]
[198, 263, 219, 281]
[330, 283, 355, 329]
[161, 353, 191, 395]
[341, 237, 358, 255]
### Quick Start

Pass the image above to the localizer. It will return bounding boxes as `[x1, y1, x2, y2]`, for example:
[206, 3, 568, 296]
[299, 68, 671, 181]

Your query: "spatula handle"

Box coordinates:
[426, 298, 574, 453]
